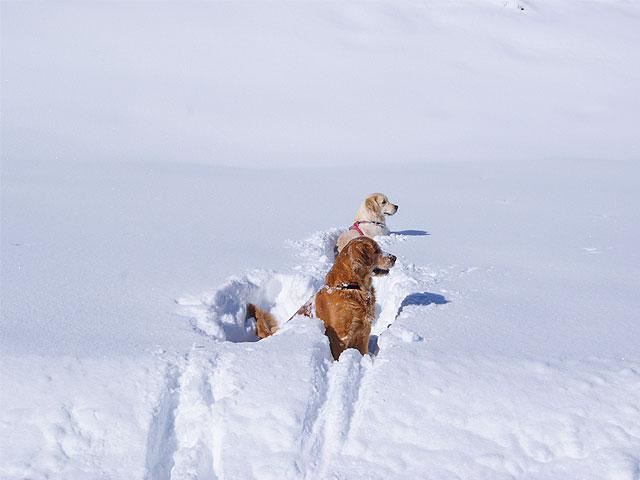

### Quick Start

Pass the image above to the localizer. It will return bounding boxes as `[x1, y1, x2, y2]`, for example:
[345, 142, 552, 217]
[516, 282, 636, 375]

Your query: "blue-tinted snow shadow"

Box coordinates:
[392, 229, 430, 236]
[396, 292, 449, 318]
[368, 335, 381, 356]
[368, 291, 449, 356]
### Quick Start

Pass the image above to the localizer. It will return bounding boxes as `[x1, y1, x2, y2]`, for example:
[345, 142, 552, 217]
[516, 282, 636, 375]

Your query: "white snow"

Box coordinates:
[2, 0, 640, 479]
[3, 0, 640, 167]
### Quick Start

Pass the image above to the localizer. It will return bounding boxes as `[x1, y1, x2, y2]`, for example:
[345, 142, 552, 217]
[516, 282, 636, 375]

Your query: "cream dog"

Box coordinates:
[336, 193, 398, 253]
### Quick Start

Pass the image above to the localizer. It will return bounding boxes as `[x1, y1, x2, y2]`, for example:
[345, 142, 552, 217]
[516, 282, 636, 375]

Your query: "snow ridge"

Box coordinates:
[296, 347, 331, 476]
[170, 350, 219, 480]
[144, 362, 182, 480]
[302, 349, 370, 479]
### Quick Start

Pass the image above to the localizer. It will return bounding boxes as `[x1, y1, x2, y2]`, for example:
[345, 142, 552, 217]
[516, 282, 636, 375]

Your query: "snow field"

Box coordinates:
[0, 354, 171, 479]
[334, 341, 640, 480]
[174, 229, 640, 479]
[5, 341, 639, 479]
[3, 0, 640, 477]
[2, 229, 640, 479]
[4, 0, 640, 166]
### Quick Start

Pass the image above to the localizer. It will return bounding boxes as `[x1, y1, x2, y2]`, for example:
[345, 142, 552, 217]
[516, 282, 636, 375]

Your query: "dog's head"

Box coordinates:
[361, 193, 398, 220]
[330, 237, 397, 287]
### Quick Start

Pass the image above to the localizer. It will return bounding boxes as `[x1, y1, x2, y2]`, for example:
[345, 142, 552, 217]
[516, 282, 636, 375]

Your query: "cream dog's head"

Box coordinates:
[356, 193, 398, 222]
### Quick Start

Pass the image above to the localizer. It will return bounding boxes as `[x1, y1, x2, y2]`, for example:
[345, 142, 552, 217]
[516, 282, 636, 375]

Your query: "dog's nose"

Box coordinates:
[388, 254, 397, 265]
[394, 204, 399, 213]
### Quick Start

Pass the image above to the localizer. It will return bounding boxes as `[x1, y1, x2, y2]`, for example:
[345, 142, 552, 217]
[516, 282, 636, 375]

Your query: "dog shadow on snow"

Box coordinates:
[368, 291, 449, 355]
[396, 292, 449, 313]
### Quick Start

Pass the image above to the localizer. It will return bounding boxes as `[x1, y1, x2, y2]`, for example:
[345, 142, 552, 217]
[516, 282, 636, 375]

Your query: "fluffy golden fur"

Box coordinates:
[336, 193, 398, 253]
[246, 303, 278, 339]
[249, 237, 396, 360]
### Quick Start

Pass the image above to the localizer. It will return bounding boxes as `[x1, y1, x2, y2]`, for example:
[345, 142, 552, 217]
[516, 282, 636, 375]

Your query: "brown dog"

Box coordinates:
[249, 237, 396, 360]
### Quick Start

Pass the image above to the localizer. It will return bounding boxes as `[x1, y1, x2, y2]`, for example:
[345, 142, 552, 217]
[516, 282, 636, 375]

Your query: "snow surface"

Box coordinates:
[2, 0, 640, 479]
[3, 0, 640, 167]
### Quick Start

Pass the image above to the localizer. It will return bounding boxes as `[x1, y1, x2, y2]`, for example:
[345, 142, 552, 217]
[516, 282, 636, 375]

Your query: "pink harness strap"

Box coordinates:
[349, 221, 365, 236]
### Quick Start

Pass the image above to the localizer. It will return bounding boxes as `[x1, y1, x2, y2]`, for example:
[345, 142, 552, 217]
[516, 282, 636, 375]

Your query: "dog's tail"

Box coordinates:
[247, 303, 279, 339]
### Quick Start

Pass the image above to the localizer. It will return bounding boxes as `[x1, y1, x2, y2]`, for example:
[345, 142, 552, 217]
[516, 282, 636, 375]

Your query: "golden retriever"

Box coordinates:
[249, 237, 396, 360]
[336, 193, 398, 253]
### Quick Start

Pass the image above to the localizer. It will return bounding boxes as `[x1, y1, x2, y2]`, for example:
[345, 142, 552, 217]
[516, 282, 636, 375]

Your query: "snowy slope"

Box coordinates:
[2, 0, 640, 478]
[3, 0, 640, 167]
[3, 222, 640, 479]
[5, 348, 639, 479]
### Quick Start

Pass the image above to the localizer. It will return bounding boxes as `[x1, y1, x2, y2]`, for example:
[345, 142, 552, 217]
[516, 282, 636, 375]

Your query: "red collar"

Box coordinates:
[349, 221, 365, 236]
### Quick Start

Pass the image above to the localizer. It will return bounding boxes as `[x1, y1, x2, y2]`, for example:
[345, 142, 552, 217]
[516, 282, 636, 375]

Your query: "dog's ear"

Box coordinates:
[352, 257, 370, 281]
[365, 196, 379, 214]
[349, 239, 378, 279]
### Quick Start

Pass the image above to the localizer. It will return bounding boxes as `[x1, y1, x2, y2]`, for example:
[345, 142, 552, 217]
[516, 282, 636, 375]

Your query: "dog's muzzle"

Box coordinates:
[386, 253, 397, 267]
[384, 204, 399, 215]
[374, 253, 397, 276]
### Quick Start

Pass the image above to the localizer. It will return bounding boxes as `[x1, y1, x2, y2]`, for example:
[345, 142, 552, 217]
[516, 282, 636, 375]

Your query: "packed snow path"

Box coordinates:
[3, 230, 639, 480]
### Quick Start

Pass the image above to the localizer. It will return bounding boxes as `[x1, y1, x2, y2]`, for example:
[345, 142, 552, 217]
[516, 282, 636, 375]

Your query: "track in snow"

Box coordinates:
[144, 362, 182, 480]
[299, 349, 370, 479]
[170, 230, 447, 480]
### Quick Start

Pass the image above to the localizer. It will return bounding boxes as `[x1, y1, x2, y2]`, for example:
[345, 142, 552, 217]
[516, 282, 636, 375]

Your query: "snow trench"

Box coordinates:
[176, 229, 438, 346]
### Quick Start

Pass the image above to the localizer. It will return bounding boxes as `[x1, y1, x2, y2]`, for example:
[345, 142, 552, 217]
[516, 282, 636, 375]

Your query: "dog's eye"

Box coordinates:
[381, 199, 387, 205]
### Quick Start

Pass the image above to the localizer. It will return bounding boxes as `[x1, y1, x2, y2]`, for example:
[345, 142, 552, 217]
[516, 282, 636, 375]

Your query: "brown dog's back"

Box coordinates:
[315, 287, 375, 359]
